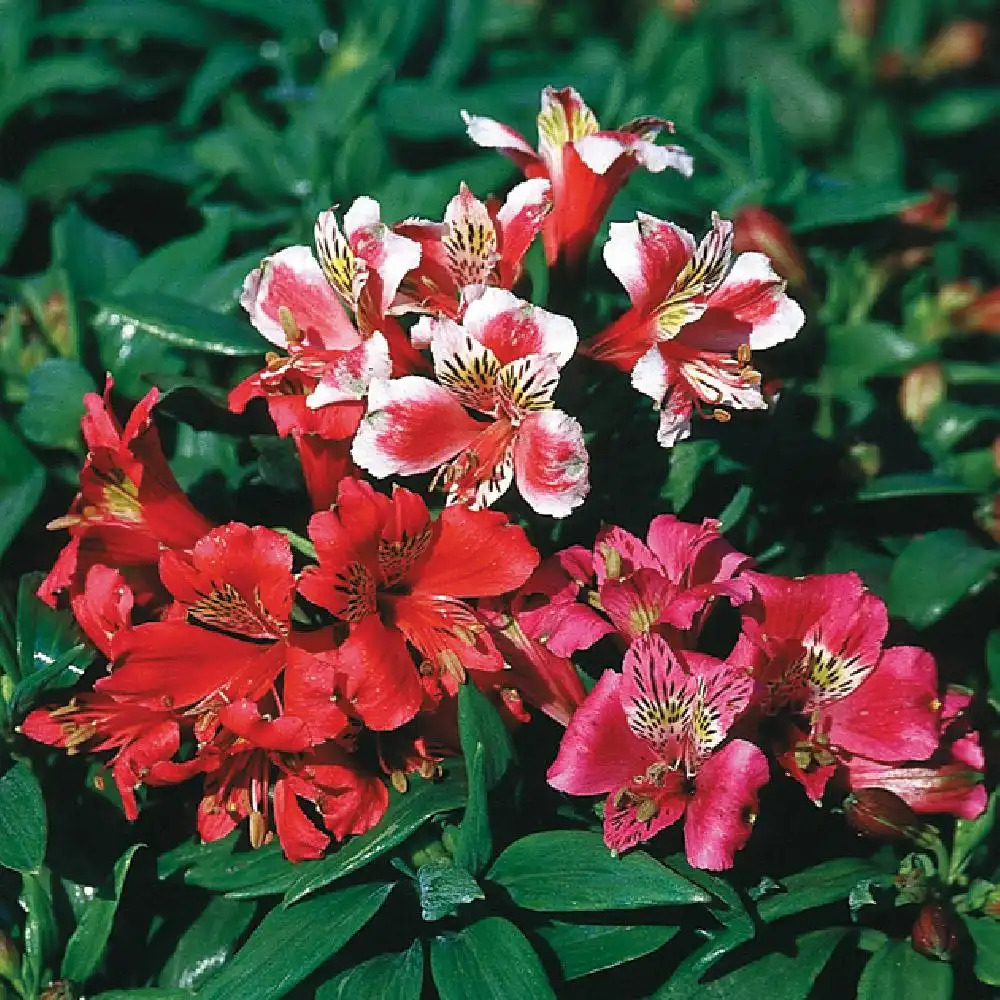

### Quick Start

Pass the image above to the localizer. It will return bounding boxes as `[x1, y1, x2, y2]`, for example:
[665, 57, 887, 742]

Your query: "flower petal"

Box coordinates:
[464, 288, 578, 367]
[240, 246, 360, 351]
[495, 177, 552, 286]
[513, 409, 590, 518]
[307, 331, 392, 409]
[430, 315, 502, 413]
[352, 376, 483, 478]
[547, 670, 654, 796]
[461, 109, 539, 170]
[684, 739, 770, 870]
[441, 182, 499, 289]
[602, 215, 697, 311]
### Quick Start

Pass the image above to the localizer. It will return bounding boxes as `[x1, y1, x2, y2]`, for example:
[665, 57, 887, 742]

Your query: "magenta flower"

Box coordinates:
[547, 633, 769, 870]
[586, 212, 805, 446]
[351, 288, 589, 517]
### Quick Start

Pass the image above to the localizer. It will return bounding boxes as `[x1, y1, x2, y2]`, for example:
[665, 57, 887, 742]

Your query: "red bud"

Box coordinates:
[911, 901, 960, 961]
[732, 207, 808, 288]
[844, 787, 923, 841]
[953, 288, 1000, 334]
[917, 21, 987, 79]
[898, 187, 956, 232]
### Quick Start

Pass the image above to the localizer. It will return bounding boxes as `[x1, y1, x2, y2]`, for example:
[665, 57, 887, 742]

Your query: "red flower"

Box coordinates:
[297, 479, 539, 729]
[40, 379, 213, 608]
[394, 180, 551, 319]
[732, 207, 808, 288]
[463, 86, 692, 269]
[548, 633, 768, 869]
[586, 212, 804, 446]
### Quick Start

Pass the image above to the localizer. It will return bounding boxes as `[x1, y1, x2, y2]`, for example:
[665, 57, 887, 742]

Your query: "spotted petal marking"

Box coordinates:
[440, 434, 515, 511]
[654, 213, 734, 341]
[444, 186, 500, 289]
[331, 562, 377, 624]
[378, 526, 433, 587]
[96, 467, 143, 522]
[315, 210, 368, 310]
[496, 354, 559, 417]
[769, 642, 875, 710]
[188, 583, 287, 641]
[434, 332, 502, 415]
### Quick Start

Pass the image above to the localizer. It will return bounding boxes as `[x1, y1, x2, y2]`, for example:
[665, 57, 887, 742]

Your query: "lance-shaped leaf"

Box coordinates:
[0, 762, 46, 874]
[317, 939, 424, 1000]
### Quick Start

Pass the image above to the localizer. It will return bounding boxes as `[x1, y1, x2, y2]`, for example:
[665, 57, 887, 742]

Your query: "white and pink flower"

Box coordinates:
[352, 288, 589, 518]
[587, 211, 806, 447]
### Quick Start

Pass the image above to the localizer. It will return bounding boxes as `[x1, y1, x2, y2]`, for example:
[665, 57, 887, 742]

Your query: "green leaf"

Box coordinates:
[653, 927, 847, 999]
[718, 484, 753, 533]
[888, 530, 1000, 629]
[0, 180, 26, 266]
[197, 882, 394, 1000]
[16, 572, 86, 683]
[19, 871, 60, 997]
[0, 55, 119, 127]
[0, 418, 45, 560]
[93, 293, 264, 356]
[987, 630, 1000, 708]
[94, 991, 192, 1000]
[856, 474, 978, 501]
[950, 790, 996, 883]
[452, 744, 492, 876]
[857, 938, 954, 998]
[458, 682, 513, 791]
[157, 896, 255, 990]
[488, 831, 711, 911]
[747, 78, 796, 195]
[964, 916, 1000, 986]
[179, 45, 260, 129]
[756, 857, 886, 923]
[792, 184, 924, 232]
[181, 840, 297, 898]
[0, 762, 46, 874]
[61, 844, 144, 983]
[825, 322, 924, 380]
[53, 206, 140, 300]
[663, 440, 719, 512]
[912, 89, 1000, 135]
[429, 0, 484, 86]
[536, 920, 679, 981]
[39, 0, 223, 44]
[416, 858, 484, 921]
[317, 940, 423, 1000]
[116, 215, 232, 298]
[17, 359, 95, 450]
[283, 765, 468, 905]
[431, 917, 556, 1000]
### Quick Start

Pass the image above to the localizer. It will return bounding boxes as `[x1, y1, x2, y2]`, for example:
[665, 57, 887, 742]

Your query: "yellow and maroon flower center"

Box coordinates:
[445, 214, 498, 288]
[333, 562, 378, 623]
[187, 583, 288, 641]
[378, 526, 434, 588]
[537, 96, 599, 150]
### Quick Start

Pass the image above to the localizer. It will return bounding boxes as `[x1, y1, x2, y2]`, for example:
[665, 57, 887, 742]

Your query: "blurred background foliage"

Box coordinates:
[1, 0, 1000, 997]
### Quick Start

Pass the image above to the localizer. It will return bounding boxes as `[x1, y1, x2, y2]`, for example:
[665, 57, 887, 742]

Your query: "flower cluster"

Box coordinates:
[540, 520, 985, 868]
[23, 86, 984, 869]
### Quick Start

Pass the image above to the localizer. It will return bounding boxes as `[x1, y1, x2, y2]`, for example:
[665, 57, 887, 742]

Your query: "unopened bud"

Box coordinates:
[916, 21, 987, 79]
[953, 287, 1000, 334]
[983, 886, 1000, 919]
[732, 207, 808, 288]
[40, 981, 76, 1000]
[911, 901, 960, 961]
[899, 363, 946, 427]
[845, 787, 923, 842]
[840, 0, 878, 38]
[898, 187, 956, 232]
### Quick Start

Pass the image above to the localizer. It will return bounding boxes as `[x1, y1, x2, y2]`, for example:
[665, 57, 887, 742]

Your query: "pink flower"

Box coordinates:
[393, 180, 551, 319]
[734, 572, 942, 803]
[463, 86, 692, 269]
[516, 515, 752, 656]
[352, 288, 589, 517]
[548, 633, 769, 870]
[586, 212, 805, 446]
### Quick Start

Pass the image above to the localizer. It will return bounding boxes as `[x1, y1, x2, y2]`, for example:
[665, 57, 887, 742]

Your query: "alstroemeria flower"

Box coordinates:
[393, 179, 551, 318]
[98, 523, 299, 711]
[352, 288, 589, 517]
[843, 687, 986, 820]
[233, 241, 397, 508]
[297, 478, 539, 729]
[548, 633, 768, 869]
[40, 378, 213, 610]
[464, 86, 693, 269]
[517, 515, 752, 657]
[586, 212, 805, 447]
[733, 572, 941, 803]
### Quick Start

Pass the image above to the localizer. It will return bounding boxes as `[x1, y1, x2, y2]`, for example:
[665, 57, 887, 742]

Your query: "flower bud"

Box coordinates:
[40, 981, 76, 1000]
[840, 0, 878, 38]
[953, 287, 1000, 334]
[899, 363, 945, 427]
[898, 187, 956, 232]
[983, 886, 1000, 919]
[916, 21, 987, 79]
[732, 207, 808, 288]
[911, 901, 960, 961]
[844, 787, 923, 841]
